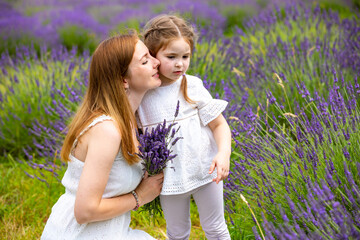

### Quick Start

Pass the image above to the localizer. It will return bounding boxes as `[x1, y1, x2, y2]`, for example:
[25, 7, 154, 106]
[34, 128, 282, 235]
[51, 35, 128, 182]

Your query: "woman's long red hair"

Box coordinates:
[60, 33, 139, 165]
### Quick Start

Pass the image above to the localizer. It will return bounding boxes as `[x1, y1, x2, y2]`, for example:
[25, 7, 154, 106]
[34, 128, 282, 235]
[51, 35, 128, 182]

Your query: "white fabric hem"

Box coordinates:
[72, 115, 112, 150]
[160, 175, 216, 195]
[199, 99, 228, 126]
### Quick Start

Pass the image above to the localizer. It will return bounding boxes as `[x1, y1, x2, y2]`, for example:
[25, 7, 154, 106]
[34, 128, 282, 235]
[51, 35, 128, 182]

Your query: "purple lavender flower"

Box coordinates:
[266, 90, 277, 105]
[174, 100, 180, 118]
[136, 101, 182, 216]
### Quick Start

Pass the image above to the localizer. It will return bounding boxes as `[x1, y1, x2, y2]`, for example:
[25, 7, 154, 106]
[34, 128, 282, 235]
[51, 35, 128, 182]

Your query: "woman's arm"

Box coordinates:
[74, 121, 163, 224]
[207, 114, 232, 184]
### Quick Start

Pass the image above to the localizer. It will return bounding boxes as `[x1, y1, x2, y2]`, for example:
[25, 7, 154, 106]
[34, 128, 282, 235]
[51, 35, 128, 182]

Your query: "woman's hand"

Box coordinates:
[74, 121, 163, 224]
[135, 171, 164, 206]
[209, 151, 230, 184]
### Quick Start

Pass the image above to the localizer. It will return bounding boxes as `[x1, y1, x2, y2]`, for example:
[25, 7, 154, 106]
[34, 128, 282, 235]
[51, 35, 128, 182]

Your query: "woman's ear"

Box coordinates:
[123, 78, 129, 90]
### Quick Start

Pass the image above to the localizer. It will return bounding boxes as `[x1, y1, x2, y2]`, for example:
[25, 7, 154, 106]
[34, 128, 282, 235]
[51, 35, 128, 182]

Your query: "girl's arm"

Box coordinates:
[74, 121, 163, 224]
[208, 114, 232, 184]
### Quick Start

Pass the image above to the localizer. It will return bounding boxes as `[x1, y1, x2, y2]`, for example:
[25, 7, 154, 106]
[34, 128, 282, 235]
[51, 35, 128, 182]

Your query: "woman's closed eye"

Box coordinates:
[142, 60, 148, 65]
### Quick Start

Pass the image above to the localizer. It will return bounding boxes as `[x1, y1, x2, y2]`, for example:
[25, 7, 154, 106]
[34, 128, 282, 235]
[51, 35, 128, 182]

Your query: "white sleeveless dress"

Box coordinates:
[41, 115, 155, 240]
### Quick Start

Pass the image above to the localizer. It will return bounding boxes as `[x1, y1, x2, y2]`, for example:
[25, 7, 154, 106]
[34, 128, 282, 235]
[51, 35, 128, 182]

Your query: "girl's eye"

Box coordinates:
[183, 56, 189, 59]
[167, 56, 175, 59]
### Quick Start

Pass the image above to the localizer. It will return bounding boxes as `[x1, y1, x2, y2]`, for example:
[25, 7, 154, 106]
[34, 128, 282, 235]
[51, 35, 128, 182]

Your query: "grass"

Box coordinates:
[0, 157, 62, 240]
[0, 157, 207, 239]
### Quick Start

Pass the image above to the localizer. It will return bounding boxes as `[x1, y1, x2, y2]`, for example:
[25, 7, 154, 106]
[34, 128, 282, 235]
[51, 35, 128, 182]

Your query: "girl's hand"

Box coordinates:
[207, 114, 232, 184]
[209, 151, 230, 184]
[135, 171, 164, 206]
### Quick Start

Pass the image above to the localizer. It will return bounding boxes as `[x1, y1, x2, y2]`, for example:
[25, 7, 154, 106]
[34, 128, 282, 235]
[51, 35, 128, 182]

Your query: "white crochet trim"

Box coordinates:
[198, 99, 228, 126]
[72, 115, 113, 150]
[161, 174, 216, 195]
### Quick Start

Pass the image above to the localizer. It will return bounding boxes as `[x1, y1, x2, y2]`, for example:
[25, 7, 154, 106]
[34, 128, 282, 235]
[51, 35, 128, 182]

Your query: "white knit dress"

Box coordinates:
[137, 74, 228, 195]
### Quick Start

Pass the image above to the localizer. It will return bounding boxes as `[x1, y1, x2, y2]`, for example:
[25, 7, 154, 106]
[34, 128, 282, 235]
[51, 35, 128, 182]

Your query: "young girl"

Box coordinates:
[137, 15, 231, 240]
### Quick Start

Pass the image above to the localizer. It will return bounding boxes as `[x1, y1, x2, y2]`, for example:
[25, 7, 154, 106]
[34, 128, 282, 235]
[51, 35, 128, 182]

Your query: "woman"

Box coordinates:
[41, 32, 164, 240]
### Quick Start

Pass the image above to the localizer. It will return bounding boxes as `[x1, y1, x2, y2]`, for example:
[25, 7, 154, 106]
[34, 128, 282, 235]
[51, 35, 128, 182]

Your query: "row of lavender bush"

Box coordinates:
[4, 0, 353, 164]
[218, 3, 360, 240]
[0, 0, 357, 55]
[1, 1, 359, 239]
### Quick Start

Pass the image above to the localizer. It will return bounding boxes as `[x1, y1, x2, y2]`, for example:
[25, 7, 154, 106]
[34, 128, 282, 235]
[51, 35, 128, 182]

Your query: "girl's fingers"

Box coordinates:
[214, 167, 222, 183]
[208, 161, 216, 174]
[215, 168, 229, 183]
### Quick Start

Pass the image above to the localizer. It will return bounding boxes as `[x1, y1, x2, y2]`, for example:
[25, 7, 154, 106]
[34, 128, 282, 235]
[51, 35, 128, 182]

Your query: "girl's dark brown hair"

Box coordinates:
[61, 33, 140, 165]
[143, 14, 197, 104]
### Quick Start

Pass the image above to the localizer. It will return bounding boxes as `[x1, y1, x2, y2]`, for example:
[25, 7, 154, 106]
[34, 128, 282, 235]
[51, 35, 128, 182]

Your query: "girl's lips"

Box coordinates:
[173, 71, 182, 75]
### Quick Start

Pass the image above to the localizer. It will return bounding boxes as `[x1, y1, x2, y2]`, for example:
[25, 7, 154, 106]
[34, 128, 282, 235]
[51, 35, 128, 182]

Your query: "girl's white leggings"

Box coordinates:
[159, 181, 231, 240]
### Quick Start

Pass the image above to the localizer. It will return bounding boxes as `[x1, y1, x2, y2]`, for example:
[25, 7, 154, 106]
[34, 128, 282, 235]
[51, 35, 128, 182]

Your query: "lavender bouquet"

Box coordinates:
[136, 101, 182, 216]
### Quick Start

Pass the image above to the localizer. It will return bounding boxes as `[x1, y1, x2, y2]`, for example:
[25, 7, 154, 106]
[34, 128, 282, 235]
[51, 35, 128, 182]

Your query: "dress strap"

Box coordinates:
[71, 115, 113, 151]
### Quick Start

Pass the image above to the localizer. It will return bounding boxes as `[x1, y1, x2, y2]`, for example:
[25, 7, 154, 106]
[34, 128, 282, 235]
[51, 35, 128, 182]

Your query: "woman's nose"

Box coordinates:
[152, 57, 160, 68]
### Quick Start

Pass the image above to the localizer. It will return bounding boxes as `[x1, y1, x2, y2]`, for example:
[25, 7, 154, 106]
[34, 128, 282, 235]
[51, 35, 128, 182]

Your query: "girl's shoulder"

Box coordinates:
[185, 74, 205, 88]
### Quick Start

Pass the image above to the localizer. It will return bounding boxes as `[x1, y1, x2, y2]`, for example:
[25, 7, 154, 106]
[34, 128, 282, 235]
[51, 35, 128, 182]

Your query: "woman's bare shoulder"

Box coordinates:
[87, 119, 121, 144]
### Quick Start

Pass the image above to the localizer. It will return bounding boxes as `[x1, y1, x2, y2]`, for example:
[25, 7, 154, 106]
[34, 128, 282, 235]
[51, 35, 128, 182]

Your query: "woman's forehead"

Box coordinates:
[133, 40, 149, 61]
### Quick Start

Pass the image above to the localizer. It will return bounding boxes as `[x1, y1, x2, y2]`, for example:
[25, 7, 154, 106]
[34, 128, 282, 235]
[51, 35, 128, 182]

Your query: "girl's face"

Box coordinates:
[126, 40, 161, 93]
[155, 37, 191, 86]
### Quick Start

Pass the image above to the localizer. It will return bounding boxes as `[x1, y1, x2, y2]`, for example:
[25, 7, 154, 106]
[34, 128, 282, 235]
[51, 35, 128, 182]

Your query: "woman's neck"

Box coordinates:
[127, 91, 145, 114]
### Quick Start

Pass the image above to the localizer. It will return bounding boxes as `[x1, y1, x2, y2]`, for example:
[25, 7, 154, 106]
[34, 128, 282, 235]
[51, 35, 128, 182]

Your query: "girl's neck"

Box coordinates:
[159, 74, 182, 87]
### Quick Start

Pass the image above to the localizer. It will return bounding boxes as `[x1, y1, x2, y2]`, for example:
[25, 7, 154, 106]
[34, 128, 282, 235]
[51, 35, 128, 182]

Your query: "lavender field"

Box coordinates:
[1, 0, 360, 239]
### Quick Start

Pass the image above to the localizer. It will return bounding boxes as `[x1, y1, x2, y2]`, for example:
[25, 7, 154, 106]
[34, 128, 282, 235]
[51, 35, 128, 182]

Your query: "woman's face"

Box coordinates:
[125, 40, 161, 93]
